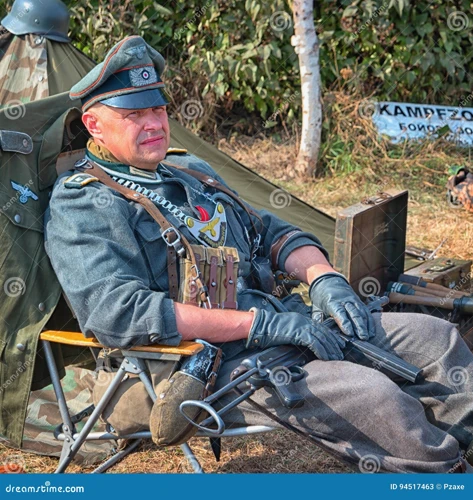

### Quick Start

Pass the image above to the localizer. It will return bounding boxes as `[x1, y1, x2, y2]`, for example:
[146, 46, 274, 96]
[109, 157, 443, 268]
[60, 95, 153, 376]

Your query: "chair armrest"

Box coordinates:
[40, 330, 203, 356]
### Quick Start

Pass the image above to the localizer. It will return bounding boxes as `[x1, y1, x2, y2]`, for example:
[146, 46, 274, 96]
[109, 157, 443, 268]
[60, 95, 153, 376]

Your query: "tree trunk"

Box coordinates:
[291, 0, 322, 178]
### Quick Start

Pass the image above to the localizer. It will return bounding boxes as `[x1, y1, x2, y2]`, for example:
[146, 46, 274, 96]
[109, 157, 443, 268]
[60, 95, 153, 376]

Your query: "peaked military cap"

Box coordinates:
[70, 36, 168, 111]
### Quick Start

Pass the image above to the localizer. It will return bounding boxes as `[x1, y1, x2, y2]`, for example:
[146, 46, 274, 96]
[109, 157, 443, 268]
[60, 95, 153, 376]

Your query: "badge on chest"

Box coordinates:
[185, 202, 227, 247]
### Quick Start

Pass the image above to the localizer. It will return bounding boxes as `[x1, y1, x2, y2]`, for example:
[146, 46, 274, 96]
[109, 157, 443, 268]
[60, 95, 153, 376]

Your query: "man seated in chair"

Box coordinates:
[44, 35, 473, 473]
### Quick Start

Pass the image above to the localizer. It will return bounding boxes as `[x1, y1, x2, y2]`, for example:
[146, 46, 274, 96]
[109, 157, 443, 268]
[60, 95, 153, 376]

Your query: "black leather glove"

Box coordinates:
[309, 272, 376, 340]
[247, 308, 346, 361]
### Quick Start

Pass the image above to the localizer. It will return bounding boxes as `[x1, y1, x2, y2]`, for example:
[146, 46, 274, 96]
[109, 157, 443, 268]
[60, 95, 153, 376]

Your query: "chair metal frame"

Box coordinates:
[40, 331, 275, 474]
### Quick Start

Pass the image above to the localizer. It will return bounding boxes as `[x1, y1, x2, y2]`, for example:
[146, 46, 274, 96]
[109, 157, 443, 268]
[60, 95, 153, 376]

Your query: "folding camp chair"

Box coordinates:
[39, 330, 276, 474]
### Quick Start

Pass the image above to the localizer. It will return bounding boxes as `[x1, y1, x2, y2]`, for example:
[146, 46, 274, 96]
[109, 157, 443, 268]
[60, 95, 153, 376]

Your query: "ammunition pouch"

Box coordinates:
[179, 245, 240, 309]
[150, 340, 223, 447]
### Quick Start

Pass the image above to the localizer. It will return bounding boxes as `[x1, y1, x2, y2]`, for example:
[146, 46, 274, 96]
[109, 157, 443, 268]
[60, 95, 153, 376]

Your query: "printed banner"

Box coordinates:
[371, 101, 473, 146]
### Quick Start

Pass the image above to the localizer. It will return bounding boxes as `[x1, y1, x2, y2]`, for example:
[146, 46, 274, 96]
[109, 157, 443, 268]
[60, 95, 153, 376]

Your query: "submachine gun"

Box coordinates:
[179, 296, 422, 436]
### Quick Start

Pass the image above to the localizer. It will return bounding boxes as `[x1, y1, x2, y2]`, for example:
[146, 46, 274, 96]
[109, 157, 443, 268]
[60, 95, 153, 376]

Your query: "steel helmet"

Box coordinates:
[1, 0, 70, 43]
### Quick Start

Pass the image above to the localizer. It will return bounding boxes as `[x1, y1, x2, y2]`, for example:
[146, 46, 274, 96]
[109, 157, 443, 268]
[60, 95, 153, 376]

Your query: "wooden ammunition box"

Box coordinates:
[333, 190, 408, 298]
[404, 258, 472, 292]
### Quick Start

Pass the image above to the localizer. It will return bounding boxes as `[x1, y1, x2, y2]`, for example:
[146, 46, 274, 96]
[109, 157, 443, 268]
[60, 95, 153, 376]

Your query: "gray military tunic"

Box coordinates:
[44, 152, 473, 473]
[44, 152, 325, 349]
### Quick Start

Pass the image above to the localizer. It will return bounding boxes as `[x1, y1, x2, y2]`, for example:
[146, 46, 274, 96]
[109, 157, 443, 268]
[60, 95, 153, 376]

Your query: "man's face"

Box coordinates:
[83, 103, 171, 170]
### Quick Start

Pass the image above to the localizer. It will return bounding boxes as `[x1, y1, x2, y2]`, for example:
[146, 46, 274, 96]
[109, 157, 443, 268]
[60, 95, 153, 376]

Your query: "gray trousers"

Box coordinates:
[215, 313, 473, 473]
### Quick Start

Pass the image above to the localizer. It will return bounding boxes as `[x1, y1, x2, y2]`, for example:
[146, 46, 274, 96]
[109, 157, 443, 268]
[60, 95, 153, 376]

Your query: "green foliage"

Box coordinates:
[2, 0, 473, 131]
[321, 0, 473, 104]
[62, 0, 301, 131]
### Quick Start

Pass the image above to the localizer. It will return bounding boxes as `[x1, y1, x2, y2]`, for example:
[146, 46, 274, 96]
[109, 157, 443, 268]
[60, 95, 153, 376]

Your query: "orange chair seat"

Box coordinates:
[40, 330, 203, 356]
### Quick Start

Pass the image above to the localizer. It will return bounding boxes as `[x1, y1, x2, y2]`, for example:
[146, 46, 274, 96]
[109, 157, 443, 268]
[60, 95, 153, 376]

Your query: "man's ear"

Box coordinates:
[82, 110, 102, 139]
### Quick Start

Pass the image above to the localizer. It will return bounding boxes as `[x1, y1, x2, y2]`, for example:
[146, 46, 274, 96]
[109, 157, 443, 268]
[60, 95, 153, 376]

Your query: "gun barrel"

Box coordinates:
[322, 316, 422, 383]
[342, 335, 422, 383]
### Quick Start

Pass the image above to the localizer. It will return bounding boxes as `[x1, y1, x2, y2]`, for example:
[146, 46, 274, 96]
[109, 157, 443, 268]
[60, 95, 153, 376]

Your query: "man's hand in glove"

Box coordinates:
[309, 272, 376, 340]
[247, 308, 346, 361]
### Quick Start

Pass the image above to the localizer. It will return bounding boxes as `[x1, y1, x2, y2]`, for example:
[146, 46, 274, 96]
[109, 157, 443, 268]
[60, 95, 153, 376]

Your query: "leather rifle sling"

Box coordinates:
[79, 160, 207, 303]
[161, 160, 263, 253]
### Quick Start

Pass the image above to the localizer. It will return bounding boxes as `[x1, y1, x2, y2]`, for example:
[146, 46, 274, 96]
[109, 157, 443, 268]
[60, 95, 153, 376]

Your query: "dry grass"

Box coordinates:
[0, 432, 351, 474]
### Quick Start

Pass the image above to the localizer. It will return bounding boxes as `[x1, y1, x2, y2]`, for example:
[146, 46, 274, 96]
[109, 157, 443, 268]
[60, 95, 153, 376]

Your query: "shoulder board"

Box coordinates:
[166, 148, 188, 155]
[63, 173, 99, 189]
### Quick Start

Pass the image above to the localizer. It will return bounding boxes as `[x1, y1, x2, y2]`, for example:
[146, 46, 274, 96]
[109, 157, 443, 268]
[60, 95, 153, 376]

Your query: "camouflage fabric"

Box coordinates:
[446, 167, 473, 213]
[0, 93, 87, 447]
[0, 29, 49, 106]
[0, 25, 93, 449]
[23, 367, 114, 465]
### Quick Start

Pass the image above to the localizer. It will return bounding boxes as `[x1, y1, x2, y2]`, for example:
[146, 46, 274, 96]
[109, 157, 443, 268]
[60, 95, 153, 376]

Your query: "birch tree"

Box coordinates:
[291, 0, 322, 177]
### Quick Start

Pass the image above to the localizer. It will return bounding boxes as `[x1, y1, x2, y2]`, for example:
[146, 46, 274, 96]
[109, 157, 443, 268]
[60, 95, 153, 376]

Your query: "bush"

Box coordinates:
[2, 0, 473, 133]
[320, 0, 473, 105]
[62, 0, 300, 133]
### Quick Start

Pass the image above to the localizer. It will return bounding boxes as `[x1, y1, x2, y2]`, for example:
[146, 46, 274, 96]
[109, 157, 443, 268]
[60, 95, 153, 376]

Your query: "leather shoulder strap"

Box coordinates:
[79, 160, 207, 303]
